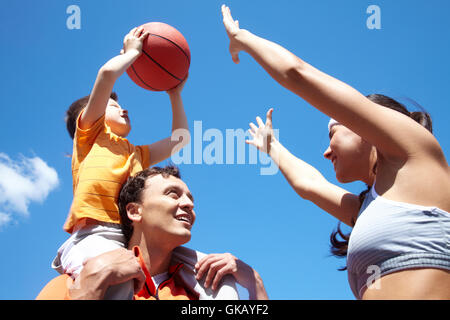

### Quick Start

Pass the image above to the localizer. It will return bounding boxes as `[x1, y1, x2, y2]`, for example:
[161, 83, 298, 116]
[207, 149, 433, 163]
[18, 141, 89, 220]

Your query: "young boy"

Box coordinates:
[52, 26, 190, 299]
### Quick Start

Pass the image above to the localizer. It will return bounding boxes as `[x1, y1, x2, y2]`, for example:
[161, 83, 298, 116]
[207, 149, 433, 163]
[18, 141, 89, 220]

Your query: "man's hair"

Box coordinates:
[65, 92, 118, 139]
[118, 165, 181, 247]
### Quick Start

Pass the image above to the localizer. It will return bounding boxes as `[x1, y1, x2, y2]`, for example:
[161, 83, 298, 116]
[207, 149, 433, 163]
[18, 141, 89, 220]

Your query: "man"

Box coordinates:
[37, 166, 268, 300]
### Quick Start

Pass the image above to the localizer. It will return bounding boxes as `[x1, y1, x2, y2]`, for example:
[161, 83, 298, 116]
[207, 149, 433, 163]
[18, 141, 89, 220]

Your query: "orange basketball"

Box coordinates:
[126, 22, 190, 91]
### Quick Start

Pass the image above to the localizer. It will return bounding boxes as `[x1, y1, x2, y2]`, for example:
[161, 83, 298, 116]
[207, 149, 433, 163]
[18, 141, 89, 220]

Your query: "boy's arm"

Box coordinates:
[147, 78, 190, 166]
[79, 27, 149, 130]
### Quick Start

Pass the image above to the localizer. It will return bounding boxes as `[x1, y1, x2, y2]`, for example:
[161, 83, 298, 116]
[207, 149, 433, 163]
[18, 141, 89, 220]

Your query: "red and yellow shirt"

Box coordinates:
[133, 246, 199, 300]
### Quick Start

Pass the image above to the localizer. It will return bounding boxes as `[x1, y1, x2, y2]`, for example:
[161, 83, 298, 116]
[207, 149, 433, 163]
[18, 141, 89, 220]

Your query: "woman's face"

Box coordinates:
[323, 124, 376, 183]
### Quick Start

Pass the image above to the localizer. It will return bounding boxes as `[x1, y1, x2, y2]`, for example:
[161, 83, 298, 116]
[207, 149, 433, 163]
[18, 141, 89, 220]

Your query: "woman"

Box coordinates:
[221, 5, 450, 299]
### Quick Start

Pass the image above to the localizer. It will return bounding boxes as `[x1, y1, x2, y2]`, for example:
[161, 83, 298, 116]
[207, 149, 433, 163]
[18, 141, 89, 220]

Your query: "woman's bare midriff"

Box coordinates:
[362, 268, 450, 300]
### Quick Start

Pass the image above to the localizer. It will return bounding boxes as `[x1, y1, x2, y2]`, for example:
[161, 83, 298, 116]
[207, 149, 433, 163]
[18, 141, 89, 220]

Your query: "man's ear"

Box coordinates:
[126, 202, 142, 222]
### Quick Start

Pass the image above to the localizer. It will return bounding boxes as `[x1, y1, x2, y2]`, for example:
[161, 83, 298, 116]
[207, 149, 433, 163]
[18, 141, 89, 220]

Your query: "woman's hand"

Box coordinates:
[221, 4, 246, 64]
[246, 108, 275, 154]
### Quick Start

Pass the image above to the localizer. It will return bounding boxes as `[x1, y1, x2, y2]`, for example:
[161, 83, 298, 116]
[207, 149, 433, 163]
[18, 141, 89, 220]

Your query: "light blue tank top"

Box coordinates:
[347, 185, 450, 299]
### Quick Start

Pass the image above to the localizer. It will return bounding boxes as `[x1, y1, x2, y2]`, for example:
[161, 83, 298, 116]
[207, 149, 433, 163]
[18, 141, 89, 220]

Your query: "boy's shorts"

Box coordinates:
[52, 222, 126, 276]
[52, 221, 134, 300]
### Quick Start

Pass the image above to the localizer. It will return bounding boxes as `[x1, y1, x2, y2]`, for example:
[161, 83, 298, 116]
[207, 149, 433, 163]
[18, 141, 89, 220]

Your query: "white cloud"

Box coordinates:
[0, 153, 59, 227]
[0, 212, 12, 226]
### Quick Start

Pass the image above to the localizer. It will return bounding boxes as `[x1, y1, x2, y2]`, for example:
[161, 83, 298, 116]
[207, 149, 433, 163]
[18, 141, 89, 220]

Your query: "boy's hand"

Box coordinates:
[166, 74, 188, 96]
[122, 26, 149, 56]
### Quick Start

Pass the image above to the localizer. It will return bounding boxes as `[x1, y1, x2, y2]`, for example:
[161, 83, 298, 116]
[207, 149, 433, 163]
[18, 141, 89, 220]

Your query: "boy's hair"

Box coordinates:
[65, 92, 118, 139]
[118, 165, 181, 247]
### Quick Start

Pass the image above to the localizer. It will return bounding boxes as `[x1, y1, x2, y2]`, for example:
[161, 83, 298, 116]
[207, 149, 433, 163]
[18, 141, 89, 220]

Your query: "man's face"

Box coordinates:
[136, 174, 196, 246]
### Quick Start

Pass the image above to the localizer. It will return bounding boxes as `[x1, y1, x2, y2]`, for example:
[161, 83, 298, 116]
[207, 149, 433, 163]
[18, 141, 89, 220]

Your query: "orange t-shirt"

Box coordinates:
[63, 112, 150, 233]
[36, 247, 199, 300]
[133, 246, 199, 300]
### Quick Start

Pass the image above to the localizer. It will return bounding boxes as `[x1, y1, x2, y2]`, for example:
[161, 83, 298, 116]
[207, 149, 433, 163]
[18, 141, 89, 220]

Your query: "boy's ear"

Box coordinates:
[126, 202, 142, 222]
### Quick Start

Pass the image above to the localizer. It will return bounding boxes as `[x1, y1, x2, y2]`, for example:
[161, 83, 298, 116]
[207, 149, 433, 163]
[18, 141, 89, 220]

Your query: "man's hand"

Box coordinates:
[69, 248, 146, 300]
[246, 108, 275, 154]
[195, 253, 268, 300]
[221, 4, 245, 64]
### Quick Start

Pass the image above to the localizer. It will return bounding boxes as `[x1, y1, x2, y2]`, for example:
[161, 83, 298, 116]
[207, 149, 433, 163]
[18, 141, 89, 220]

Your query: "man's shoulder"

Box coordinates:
[35, 274, 71, 300]
[172, 246, 206, 268]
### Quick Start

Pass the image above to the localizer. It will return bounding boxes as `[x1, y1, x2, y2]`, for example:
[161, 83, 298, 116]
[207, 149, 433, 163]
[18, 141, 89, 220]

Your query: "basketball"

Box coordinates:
[126, 22, 191, 91]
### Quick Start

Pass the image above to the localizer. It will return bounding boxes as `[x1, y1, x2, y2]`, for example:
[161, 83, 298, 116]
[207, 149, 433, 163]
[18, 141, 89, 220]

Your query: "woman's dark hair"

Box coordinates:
[65, 92, 118, 139]
[330, 94, 433, 270]
[118, 165, 181, 248]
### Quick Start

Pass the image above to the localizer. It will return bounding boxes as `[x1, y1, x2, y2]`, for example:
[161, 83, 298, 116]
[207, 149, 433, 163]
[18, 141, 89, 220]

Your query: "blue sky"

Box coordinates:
[0, 0, 449, 300]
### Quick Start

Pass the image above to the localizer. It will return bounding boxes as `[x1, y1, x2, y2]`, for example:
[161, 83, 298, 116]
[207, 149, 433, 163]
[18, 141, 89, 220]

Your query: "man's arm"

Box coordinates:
[79, 27, 149, 130]
[69, 248, 145, 300]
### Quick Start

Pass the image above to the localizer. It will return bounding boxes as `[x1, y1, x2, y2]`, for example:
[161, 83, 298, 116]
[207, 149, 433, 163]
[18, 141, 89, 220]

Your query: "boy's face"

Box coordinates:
[105, 99, 131, 137]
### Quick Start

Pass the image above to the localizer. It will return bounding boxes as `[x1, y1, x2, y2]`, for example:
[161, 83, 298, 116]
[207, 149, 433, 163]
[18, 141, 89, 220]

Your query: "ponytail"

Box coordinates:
[410, 111, 433, 133]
